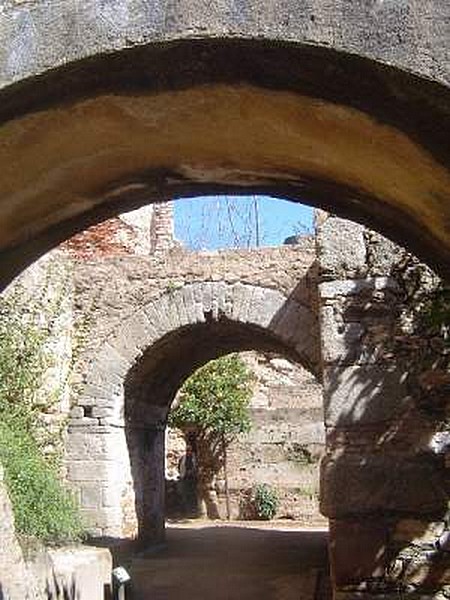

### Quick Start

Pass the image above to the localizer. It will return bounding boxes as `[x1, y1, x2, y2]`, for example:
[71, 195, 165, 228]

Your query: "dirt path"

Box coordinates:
[126, 523, 331, 600]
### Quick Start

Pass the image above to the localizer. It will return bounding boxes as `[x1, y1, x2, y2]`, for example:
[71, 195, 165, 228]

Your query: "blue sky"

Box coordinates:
[174, 195, 314, 250]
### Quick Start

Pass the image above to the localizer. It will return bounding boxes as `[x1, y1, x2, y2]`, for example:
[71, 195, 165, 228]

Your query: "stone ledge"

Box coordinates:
[321, 454, 447, 517]
[48, 546, 112, 600]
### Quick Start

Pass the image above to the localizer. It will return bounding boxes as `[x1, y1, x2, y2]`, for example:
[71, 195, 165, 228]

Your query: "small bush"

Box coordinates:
[248, 484, 279, 520]
[0, 419, 84, 544]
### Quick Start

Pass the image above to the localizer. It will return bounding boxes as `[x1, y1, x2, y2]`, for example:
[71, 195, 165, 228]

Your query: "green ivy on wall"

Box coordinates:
[0, 258, 83, 543]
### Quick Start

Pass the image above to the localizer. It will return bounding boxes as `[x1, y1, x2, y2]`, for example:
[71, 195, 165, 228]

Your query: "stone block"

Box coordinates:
[114, 310, 156, 359]
[202, 281, 213, 313]
[319, 277, 398, 300]
[317, 217, 367, 279]
[81, 485, 102, 509]
[271, 301, 313, 349]
[48, 547, 112, 600]
[102, 487, 123, 508]
[231, 282, 248, 321]
[68, 460, 125, 483]
[329, 518, 388, 586]
[91, 406, 113, 418]
[181, 284, 197, 324]
[211, 281, 227, 319]
[366, 230, 406, 276]
[323, 365, 413, 426]
[68, 417, 100, 427]
[389, 553, 450, 589]
[65, 430, 119, 460]
[320, 305, 366, 364]
[80, 507, 123, 531]
[246, 285, 267, 326]
[238, 284, 255, 323]
[321, 454, 447, 517]
[143, 302, 166, 336]
[69, 406, 84, 418]
[95, 343, 130, 380]
[172, 287, 189, 327]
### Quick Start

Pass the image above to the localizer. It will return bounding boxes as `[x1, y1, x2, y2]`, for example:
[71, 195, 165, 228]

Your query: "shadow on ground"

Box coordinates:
[93, 525, 331, 600]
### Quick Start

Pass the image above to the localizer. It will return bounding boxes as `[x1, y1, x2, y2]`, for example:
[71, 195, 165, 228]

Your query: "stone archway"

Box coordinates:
[0, 5, 449, 283]
[1, 4, 449, 597]
[67, 280, 320, 540]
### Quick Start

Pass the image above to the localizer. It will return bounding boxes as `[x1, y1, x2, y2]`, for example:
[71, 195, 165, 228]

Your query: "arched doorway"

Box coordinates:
[67, 279, 320, 541]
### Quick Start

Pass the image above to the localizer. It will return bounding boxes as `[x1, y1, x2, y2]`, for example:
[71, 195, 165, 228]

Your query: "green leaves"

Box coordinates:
[169, 354, 253, 437]
[0, 420, 83, 543]
[250, 483, 279, 520]
[0, 295, 48, 429]
[0, 272, 84, 543]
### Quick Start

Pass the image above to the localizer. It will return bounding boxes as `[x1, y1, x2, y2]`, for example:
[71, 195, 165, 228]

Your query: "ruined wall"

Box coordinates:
[0, 249, 74, 459]
[317, 215, 450, 598]
[0, 465, 35, 600]
[226, 352, 325, 524]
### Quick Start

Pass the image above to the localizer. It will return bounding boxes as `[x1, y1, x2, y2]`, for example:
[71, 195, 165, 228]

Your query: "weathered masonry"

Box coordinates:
[67, 237, 321, 540]
[0, 2, 449, 599]
[61, 214, 449, 599]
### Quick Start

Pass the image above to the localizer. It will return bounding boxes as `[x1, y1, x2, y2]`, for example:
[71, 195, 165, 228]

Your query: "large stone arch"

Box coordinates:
[0, 3, 449, 283]
[67, 280, 320, 539]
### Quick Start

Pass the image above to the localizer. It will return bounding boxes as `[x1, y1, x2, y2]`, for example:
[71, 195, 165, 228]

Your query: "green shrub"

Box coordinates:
[250, 484, 279, 520]
[0, 276, 84, 544]
[0, 419, 84, 544]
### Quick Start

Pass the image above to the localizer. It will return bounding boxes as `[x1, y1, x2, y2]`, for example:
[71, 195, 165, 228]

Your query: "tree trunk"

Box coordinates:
[197, 433, 220, 519]
[222, 433, 231, 520]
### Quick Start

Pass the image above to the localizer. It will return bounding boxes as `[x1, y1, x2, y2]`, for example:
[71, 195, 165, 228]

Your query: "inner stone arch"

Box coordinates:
[68, 275, 320, 541]
[124, 314, 321, 543]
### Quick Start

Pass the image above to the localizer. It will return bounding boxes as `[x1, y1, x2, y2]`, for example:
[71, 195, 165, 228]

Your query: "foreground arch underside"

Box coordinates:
[0, 37, 448, 283]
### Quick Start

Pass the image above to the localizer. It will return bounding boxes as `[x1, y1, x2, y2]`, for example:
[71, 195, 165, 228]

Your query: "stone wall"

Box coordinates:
[70, 239, 318, 381]
[226, 351, 325, 524]
[1, 249, 74, 461]
[0, 465, 35, 600]
[1, 203, 447, 599]
[62, 203, 176, 258]
[71, 239, 316, 334]
[0, 465, 112, 600]
[317, 214, 450, 598]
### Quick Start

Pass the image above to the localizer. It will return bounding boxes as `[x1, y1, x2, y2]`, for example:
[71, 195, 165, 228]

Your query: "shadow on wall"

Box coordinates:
[320, 271, 449, 594]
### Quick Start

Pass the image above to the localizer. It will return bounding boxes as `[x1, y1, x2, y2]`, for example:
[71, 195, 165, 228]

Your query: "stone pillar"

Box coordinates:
[150, 201, 174, 253]
[126, 424, 166, 545]
[66, 423, 135, 537]
[317, 216, 449, 598]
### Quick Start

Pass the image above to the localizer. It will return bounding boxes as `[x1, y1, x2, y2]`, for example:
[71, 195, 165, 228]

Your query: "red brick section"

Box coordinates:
[61, 217, 137, 259]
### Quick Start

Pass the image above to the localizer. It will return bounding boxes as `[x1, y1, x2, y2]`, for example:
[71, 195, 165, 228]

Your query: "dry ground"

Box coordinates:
[122, 521, 331, 600]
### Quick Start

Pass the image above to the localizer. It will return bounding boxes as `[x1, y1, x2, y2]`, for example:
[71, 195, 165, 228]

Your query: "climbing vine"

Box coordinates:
[390, 256, 449, 424]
